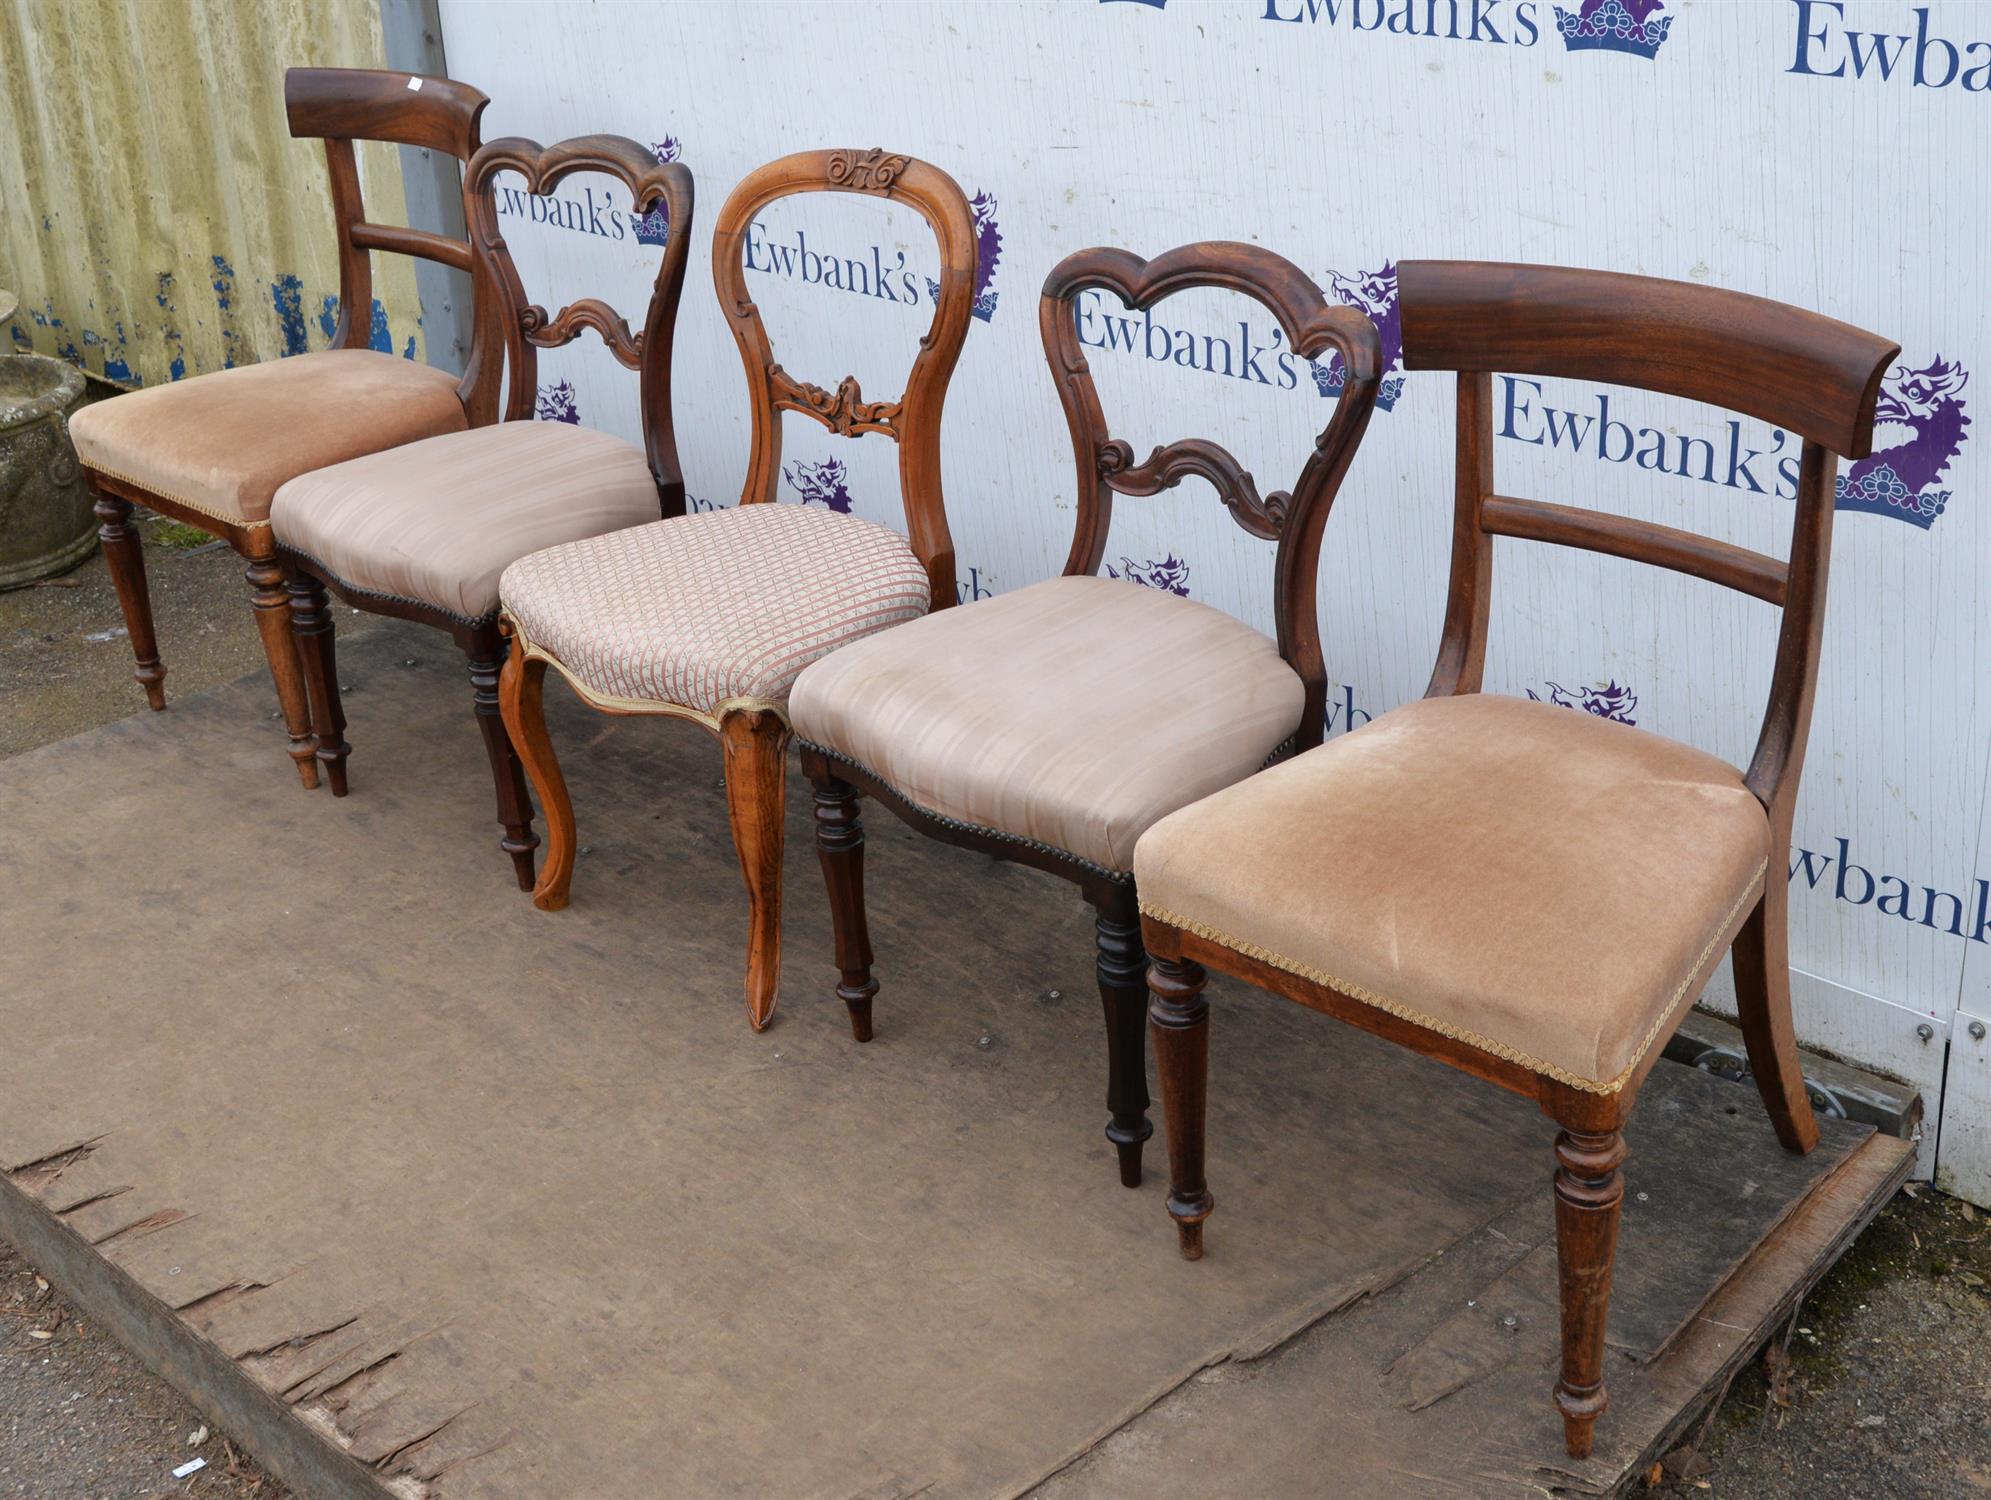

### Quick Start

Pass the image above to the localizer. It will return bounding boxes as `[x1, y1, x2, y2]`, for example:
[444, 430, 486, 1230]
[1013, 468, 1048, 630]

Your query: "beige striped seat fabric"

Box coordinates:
[270, 421, 663, 623]
[69, 349, 468, 530]
[499, 502, 935, 720]
[788, 574, 1307, 873]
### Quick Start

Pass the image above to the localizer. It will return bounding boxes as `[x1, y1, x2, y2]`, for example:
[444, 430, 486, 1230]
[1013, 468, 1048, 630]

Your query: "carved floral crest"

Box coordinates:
[827, 148, 911, 194]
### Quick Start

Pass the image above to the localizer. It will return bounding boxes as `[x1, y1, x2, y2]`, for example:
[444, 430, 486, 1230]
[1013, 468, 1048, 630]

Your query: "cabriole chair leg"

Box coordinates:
[92, 489, 166, 711]
[812, 773, 878, 1042]
[1094, 897, 1154, 1187]
[720, 706, 791, 1032]
[1551, 1125, 1627, 1460]
[285, 569, 349, 796]
[467, 627, 539, 891]
[1149, 955, 1214, 1258]
[498, 636, 574, 912]
[245, 548, 318, 788]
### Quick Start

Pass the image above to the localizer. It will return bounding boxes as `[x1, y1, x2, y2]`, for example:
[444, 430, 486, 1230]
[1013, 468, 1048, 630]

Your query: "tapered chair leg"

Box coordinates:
[466, 627, 539, 891]
[1729, 880, 1821, 1155]
[245, 548, 318, 788]
[812, 774, 878, 1041]
[91, 488, 166, 711]
[285, 570, 350, 796]
[1094, 897, 1154, 1188]
[1149, 955, 1214, 1258]
[1552, 1126, 1627, 1460]
[720, 706, 792, 1032]
[498, 637, 575, 912]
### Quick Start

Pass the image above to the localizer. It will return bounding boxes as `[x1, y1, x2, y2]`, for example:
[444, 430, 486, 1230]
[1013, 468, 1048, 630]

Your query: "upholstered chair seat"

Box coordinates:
[271, 421, 662, 625]
[1135, 693, 1770, 1091]
[69, 349, 468, 530]
[501, 503, 934, 720]
[790, 574, 1306, 873]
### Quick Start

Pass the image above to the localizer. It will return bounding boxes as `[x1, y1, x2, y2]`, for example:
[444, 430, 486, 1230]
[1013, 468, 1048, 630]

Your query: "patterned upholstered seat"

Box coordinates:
[789, 575, 1308, 872]
[500, 503, 935, 720]
[272, 421, 664, 624]
[69, 350, 468, 530]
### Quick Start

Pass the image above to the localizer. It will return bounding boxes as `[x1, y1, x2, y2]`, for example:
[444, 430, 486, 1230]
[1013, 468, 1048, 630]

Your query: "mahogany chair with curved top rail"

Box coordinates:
[786, 242, 1382, 1186]
[494, 148, 979, 1030]
[271, 134, 693, 888]
[65, 67, 499, 787]
[1132, 261, 1899, 1458]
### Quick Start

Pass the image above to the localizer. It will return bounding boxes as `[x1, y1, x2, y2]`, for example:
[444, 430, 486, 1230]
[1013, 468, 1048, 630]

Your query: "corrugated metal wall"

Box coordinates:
[0, 0, 426, 387]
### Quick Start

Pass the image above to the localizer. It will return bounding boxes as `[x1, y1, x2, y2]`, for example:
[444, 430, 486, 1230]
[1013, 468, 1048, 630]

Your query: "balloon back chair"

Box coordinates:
[271, 135, 694, 887]
[65, 67, 498, 787]
[787, 243, 1382, 1186]
[1132, 261, 1898, 1458]
[494, 148, 979, 1031]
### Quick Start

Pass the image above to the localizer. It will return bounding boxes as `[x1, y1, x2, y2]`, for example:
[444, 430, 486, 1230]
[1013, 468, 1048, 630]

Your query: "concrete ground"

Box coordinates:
[2, 527, 1986, 1499]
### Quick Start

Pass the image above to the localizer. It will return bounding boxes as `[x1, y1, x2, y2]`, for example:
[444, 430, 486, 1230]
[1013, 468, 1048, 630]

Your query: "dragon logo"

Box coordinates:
[1312, 262, 1406, 412]
[1105, 554, 1191, 596]
[1528, 678, 1638, 725]
[1837, 356, 1970, 529]
[535, 380, 580, 424]
[782, 456, 854, 514]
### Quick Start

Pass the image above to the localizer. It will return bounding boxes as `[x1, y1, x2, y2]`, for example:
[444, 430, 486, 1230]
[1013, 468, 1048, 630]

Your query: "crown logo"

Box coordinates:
[632, 138, 683, 247]
[926, 190, 1004, 323]
[1312, 261, 1406, 412]
[1836, 355, 1969, 530]
[1554, 0, 1672, 59]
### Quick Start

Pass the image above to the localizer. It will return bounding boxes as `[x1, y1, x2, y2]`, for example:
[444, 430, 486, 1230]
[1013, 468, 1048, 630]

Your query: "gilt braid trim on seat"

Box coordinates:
[1140, 855, 1767, 1095]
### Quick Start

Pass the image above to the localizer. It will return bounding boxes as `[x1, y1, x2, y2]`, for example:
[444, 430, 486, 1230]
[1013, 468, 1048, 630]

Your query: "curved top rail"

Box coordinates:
[1398, 260, 1899, 458]
[284, 67, 488, 160]
[710, 148, 980, 609]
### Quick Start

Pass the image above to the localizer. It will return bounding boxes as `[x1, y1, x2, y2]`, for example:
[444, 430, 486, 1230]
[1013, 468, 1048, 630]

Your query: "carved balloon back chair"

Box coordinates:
[65, 66, 497, 787]
[787, 243, 1381, 1186]
[1133, 261, 1899, 1458]
[272, 135, 693, 888]
[495, 148, 979, 1029]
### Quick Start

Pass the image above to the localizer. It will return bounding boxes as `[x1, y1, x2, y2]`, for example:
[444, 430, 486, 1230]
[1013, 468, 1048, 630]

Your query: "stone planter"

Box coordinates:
[0, 352, 96, 589]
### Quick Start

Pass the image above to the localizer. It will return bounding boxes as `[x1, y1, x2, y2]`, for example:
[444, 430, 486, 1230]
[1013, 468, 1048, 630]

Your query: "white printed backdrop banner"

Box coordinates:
[439, 0, 1991, 1188]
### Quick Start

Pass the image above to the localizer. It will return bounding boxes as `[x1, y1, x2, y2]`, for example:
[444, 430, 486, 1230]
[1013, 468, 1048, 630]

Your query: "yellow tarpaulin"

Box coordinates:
[0, 0, 426, 387]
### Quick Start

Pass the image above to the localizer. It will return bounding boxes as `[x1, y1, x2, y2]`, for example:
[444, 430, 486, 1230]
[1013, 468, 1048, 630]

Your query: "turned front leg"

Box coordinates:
[285, 569, 349, 796]
[812, 774, 878, 1041]
[1093, 900, 1154, 1188]
[91, 488, 166, 710]
[1552, 1126, 1627, 1460]
[498, 635, 575, 912]
[245, 549, 318, 788]
[1149, 955, 1213, 1259]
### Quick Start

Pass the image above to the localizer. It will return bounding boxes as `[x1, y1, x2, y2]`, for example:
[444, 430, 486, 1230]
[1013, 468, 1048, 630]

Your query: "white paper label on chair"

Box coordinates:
[406, 76, 424, 91]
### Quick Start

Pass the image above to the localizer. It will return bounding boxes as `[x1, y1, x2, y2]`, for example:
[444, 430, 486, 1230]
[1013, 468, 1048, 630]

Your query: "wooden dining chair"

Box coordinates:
[273, 136, 693, 888]
[1132, 261, 1898, 1458]
[495, 149, 978, 1030]
[787, 244, 1382, 1186]
[65, 67, 499, 787]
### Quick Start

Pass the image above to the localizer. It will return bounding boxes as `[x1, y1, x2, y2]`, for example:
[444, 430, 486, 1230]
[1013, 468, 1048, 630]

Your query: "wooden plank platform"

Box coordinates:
[0, 624, 1912, 1499]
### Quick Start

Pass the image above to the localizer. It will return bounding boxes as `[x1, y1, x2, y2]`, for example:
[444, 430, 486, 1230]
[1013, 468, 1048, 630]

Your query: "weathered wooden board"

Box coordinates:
[0, 628, 1908, 1498]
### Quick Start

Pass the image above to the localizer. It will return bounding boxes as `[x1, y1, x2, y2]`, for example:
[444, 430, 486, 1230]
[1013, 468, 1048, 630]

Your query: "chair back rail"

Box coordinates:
[462, 135, 696, 516]
[283, 68, 489, 377]
[712, 149, 980, 612]
[1041, 242, 1383, 749]
[1398, 259, 1899, 829]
